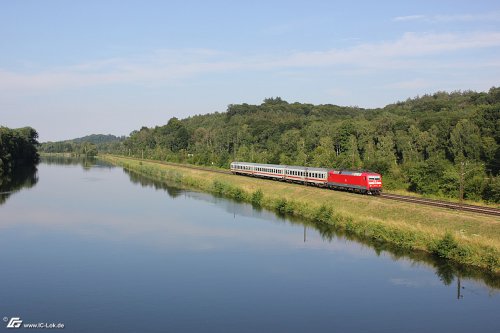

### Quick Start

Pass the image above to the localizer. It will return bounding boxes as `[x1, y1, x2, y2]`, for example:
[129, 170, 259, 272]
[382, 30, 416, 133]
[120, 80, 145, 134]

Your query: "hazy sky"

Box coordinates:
[1, 0, 500, 141]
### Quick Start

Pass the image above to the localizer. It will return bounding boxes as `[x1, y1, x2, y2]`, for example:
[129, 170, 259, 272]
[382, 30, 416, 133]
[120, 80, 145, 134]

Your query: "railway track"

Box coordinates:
[109, 156, 500, 217]
[379, 193, 500, 217]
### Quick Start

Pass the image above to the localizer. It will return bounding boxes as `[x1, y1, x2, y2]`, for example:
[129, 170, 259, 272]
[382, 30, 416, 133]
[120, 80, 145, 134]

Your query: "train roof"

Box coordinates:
[231, 161, 328, 172]
[231, 161, 283, 169]
[331, 169, 381, 176]
[285, 165, 328, 172]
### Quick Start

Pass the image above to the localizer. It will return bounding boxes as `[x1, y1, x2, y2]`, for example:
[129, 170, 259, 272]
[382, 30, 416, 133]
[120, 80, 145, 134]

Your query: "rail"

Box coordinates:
[379, 193, 500, 217]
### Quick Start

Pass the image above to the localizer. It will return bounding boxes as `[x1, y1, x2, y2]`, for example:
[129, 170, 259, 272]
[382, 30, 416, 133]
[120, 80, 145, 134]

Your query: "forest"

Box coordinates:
[42, 88, 500, 203]
[0, 126, 40, 177]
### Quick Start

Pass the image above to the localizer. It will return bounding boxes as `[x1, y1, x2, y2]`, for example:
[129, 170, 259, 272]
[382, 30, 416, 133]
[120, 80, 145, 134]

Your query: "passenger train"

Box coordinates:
[230, 161, 382, 194]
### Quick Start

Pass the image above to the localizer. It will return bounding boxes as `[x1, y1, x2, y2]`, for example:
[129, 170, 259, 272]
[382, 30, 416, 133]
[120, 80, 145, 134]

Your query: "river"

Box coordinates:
[0, 157, 498, 332]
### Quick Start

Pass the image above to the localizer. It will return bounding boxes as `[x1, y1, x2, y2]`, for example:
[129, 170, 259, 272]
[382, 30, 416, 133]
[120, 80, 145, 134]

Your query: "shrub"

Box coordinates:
[314, 205, 332, 223]
[251, 189, 263, 207]
[212, 180, 226, 195]
[275, 198, 294, 215]
[433, 232, 458, 258]
[230, 187, 246, 201]
[484, 252, 499, 271]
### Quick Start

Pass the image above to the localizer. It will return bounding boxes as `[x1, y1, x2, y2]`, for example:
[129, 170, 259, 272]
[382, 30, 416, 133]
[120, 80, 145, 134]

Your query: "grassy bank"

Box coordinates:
[102, 155, 500, 273]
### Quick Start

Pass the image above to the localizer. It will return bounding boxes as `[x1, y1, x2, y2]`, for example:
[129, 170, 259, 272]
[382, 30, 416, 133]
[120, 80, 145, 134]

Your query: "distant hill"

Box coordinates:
[70, 134, 123, 144]
[39, 134, 124, 155]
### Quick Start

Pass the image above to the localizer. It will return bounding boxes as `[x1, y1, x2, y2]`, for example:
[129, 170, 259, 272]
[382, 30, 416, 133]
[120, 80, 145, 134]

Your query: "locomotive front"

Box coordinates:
[366, 173, 383, 194]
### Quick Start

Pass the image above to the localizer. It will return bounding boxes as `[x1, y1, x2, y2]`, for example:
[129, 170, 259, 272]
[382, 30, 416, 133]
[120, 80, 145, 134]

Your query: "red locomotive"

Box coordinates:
[230, 162, 382, 195]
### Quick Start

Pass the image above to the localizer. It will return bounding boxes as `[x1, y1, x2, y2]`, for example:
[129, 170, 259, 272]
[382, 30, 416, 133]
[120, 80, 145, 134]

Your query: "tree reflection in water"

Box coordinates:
[0, 166, 38, 205]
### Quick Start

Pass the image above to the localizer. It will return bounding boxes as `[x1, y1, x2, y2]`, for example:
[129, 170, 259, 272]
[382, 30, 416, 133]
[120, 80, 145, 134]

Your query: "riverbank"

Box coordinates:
[102, 155, 500, 273]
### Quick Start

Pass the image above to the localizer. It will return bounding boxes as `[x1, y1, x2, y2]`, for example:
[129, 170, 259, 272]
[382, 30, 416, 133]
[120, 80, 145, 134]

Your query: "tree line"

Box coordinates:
[116, 89, 500, 203]
[40, 88, 500, 203]
[0, 126, 40, 177]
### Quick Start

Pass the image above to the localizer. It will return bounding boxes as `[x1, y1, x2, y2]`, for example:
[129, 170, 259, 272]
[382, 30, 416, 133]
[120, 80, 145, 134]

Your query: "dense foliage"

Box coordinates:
[40, 88, 500, 203]
[117, 89, 500, 202]
[39, 134, 124, 157]
[0, 126, 40, 177]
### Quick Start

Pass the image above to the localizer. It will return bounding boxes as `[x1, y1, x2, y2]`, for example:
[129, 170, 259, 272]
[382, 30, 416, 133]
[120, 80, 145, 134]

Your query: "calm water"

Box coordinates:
[0, 158, 498, 333]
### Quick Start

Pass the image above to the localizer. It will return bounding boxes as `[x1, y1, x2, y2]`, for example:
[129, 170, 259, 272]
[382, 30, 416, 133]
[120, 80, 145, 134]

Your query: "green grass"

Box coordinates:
[102, 155, 500, 274]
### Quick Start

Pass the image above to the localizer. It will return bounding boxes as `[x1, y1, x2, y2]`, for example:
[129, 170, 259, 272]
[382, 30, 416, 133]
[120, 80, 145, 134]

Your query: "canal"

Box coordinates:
[0, 157, 498, 332]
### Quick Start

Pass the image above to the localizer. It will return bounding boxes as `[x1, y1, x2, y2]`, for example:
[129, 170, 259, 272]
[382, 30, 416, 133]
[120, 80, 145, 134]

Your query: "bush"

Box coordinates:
[484, 252, 499, 271]
[251, 189, 263, 207]
[275, 198, 294, 215]
[432, 233, 458, 258]
[314, 205, 332, 223]
[229, 186, 246, 201]
[212, 180, 226, 195]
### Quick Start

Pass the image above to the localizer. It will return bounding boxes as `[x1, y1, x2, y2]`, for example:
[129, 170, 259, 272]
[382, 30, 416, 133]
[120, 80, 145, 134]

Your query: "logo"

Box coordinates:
[6, 317, 23, 329]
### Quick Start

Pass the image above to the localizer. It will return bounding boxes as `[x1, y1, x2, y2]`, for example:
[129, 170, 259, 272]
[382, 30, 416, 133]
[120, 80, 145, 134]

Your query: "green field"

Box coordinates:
[102, 155, 500, 274]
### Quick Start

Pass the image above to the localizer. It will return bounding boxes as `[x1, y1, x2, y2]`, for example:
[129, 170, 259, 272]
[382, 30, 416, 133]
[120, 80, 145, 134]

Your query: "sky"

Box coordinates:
[1, 0, 500, 142]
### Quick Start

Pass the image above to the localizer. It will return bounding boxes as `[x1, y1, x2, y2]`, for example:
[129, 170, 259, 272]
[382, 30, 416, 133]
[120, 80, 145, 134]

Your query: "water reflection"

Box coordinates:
[41, 155, 114, 170]
[0, 166, 38, 205]
[122, 167, 500, 292]
[123, 168, 182, 198]
[1, 159, 498, 332]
